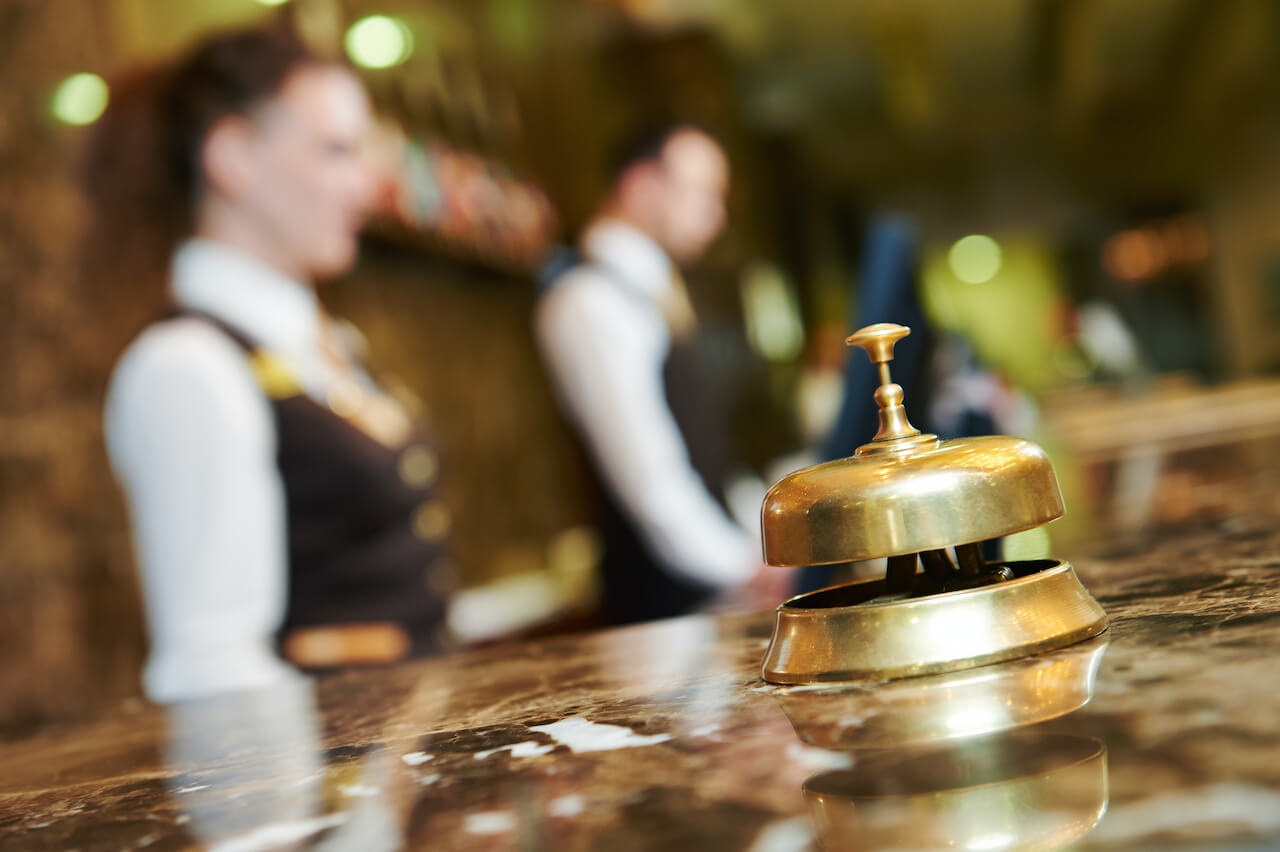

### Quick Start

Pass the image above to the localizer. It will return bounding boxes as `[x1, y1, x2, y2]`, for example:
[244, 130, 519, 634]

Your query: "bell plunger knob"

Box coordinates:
[847, 323, 911, 380]
[846, 323, 929, 452]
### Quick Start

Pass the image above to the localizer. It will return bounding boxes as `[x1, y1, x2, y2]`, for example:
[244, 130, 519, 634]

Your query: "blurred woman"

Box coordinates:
[86, 25, 451, 702]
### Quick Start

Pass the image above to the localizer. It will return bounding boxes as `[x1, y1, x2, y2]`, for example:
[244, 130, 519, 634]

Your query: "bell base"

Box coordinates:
[761, 560, 1107, 684]
[775, 636, 1108, 750]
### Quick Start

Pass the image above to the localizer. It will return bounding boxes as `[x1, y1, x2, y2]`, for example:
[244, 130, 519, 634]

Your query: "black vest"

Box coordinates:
[541, 264, 733, 625]
[170, 313, 450, 664]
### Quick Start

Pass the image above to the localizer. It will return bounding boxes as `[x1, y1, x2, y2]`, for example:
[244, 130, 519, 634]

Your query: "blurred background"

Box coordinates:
[6, 0, 1280, 735]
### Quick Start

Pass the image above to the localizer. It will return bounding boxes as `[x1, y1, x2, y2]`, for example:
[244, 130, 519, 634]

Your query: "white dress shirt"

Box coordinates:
[106, 239, 353, 703]
[535, 221, 758, 589]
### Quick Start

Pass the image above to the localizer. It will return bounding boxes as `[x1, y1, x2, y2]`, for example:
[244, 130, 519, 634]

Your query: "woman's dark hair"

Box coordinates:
[79, 23, 323, 322]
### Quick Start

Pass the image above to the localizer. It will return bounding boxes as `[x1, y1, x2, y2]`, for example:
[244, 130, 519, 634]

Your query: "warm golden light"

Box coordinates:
[1102, 228, 1164, 281]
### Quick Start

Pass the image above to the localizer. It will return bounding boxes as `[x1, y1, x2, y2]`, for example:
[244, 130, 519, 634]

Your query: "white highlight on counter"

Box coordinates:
[548, 794, 585, 817]
[784, 743, 853, 771]
[474, 741, 554, 760]
[465, 811, 517, 835]
[528, 716, 672, 753]
[210, 813, 349, 852]
[336, 783, 380, 798]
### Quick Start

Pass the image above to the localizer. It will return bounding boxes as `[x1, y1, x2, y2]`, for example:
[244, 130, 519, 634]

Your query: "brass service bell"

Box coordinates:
[761, 323, 1108, 683]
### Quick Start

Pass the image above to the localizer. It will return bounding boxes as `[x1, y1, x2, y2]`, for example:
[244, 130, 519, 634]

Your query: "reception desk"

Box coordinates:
[2, 513, 1280, 850]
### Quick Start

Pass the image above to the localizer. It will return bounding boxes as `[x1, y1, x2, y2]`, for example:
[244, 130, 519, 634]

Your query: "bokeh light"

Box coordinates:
[1103, 228, 1165, 282]
[255, 0, 292, 6]
[345, 15, 414, 69]
[1102, 216, 1210, 282]
[51, 73, 109, 126]
[740, 262, 805, 362]
[948, 234, 1003, 284]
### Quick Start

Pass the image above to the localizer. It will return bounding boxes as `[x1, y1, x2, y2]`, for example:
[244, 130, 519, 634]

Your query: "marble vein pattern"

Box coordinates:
[1, 515, 1280, 850]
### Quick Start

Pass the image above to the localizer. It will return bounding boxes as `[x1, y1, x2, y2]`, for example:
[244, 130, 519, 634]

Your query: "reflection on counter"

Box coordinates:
[157, 636, 1114, 851]
[162, 679, 401, 851]
[806, 733, 1106, 852]
[773, 637, 1109, 851]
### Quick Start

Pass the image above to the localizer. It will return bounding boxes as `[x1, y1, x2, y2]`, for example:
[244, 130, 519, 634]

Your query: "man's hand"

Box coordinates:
[708, 564, 798, 615]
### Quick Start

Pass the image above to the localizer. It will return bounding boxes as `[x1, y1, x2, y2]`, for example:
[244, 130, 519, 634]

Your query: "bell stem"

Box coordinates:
[956, 543, 985, 577]
[921, 549, 957, 580]
[884, 554, 919, 595]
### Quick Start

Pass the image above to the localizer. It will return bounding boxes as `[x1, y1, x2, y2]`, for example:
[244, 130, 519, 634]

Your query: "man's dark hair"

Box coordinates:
[606, 121, 714, 183]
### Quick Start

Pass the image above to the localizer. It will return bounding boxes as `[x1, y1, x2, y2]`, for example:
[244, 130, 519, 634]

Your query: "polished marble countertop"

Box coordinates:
[3, 514, 1280, 851]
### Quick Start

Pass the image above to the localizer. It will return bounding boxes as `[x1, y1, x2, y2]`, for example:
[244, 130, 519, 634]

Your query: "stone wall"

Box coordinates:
[0, 0, 147, 736]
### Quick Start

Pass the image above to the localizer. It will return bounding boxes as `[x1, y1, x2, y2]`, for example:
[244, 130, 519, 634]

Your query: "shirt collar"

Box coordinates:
[581, 219, 674, 302]
[171, 238, 320, 356]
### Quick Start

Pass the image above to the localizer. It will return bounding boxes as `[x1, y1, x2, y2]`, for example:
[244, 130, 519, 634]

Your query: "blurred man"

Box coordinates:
[536, 124, 776, 625]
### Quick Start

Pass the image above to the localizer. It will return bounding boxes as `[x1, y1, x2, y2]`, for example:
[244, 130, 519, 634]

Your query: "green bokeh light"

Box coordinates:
[51, 72, 109, 126]
[345, 15, 414, 69]
[948, 234, 1003, 284]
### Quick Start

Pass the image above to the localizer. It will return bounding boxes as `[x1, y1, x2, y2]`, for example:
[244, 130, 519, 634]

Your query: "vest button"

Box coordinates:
[327, 381, 364, 419]
[412, 500, 452, 542]
[398, 445, 440, 488]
